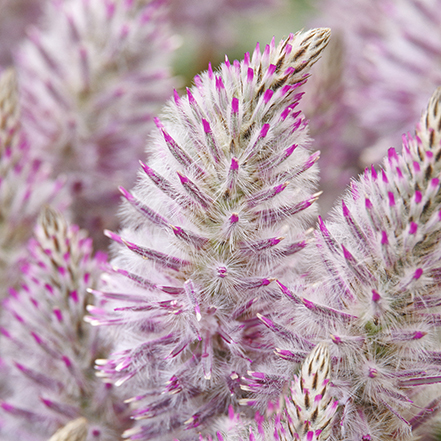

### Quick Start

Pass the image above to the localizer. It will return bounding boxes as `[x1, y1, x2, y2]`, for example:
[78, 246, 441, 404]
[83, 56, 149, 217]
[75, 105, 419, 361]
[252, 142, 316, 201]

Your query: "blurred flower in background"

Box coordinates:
[309, 0, 441, 210]
[0, 207, 132, 440]
[16, 0, 176, 249]
[0, 69, 66, 295]
[0, 0, 44, 67]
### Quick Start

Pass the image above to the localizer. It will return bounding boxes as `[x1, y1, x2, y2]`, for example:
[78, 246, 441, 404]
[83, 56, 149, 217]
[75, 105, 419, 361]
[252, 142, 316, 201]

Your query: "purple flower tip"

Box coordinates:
[53, 309, 63, 322]
[263, 89, 274, 104]
[230, 213, 239, 223]
[409, 222, 418, 235]
[372, 289, 381, 303]
[230, 157, 239, 170]
[215, 76, 225, 90]
[368, 368, 378, 378]
[414, 191, 422, 204]
[330, 334, 342, 344]
[70, 290, 79, 303]
[381, 231, 388, 245]
[414, 268, 423, 279]
[341, 244, 353, 261]
[232, 97, 239, 114]
[202, 118, 211, 133]
[177, 172, 189, 184]
[173, 89, 181, 105]
[247, 67, 254, 83]
[260, 124, 270, 138]
[412, 331, 426, 340]
[388, 192, 395, 206]
[217, 267, 227, 278]
[388, 148, 398, 162]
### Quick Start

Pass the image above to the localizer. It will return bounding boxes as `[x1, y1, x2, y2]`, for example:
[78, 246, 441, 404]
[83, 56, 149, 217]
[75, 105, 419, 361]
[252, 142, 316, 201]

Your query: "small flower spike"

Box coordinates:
[301, 87, 441, 440]
[199, 343, 338, 441]
[17, 0, 175, 247]
[0, 207, 131, 440]
[0, 68, 65, 295]
[88, 28, 331, 440]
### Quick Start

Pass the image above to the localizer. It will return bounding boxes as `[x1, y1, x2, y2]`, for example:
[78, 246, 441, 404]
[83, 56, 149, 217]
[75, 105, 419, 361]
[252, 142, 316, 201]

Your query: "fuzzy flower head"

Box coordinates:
[17, 0, 175, 246]
[291, 86, 441, 440]
[0, 207, 131, 440]
[0, 68, 65, 294]
[88, 28, 331, 440]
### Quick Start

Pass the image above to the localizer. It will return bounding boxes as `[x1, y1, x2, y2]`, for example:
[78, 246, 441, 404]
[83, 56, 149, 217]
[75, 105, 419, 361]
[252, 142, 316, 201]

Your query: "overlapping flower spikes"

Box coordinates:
[199, 343, 338, 441]
[0, 68, 65, 295]
[0, 207, 131, 440]
[17, 0, 175, 248]
[295, 86, 441, 440]
[88, 28, 331, 440]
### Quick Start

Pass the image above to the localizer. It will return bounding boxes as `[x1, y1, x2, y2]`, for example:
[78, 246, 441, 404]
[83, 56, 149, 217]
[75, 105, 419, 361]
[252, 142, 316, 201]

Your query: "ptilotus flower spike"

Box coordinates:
[88, 28, 331, 440]
[0, 207, 131, 440]
[17, 0, 175, 248]
[0, 68, 65, 295]
[199, 343, 338, 441]
[299, 87, 441, 440]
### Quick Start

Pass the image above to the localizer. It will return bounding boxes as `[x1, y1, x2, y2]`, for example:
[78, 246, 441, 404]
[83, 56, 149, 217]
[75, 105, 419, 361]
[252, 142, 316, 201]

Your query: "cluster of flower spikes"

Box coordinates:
[0, 68, 65, 295]
[87, 27, 331, 440]
[265, 86, 441, 441]
[0, 207, 132, 440]
[16, 0, 175, 247]
[206, 342, 338, 441]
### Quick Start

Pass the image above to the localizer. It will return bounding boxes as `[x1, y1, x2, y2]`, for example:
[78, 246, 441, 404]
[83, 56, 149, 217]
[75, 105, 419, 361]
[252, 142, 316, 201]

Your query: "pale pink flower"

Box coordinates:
[17, 0, 175, 248]
[87, 28, 331, 440]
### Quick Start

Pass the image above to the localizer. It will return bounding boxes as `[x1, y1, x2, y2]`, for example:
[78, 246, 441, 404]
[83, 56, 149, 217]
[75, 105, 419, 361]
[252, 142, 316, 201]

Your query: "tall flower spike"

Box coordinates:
[0, 207, 131, 440]
[0, 68, 66, 295]
[17, 0, 175, 248]
[88, 28, 331, 440]
[294, 86, 441, 440]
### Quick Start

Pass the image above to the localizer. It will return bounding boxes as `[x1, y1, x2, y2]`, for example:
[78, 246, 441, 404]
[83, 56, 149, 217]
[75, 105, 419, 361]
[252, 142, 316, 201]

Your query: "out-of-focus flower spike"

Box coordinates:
[1, 207, 131, 438]
[0, 69, 67, 294]
[17, 0, 175, 248]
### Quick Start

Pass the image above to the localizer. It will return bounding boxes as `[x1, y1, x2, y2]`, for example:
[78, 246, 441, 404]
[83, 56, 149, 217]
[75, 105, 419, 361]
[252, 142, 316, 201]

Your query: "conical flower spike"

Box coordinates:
[88, 28, 331, 440]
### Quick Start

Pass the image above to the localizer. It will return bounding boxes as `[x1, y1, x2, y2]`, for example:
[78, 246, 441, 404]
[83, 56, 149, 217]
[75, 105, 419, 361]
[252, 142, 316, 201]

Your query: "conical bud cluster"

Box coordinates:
[88, 28, 331, 440]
